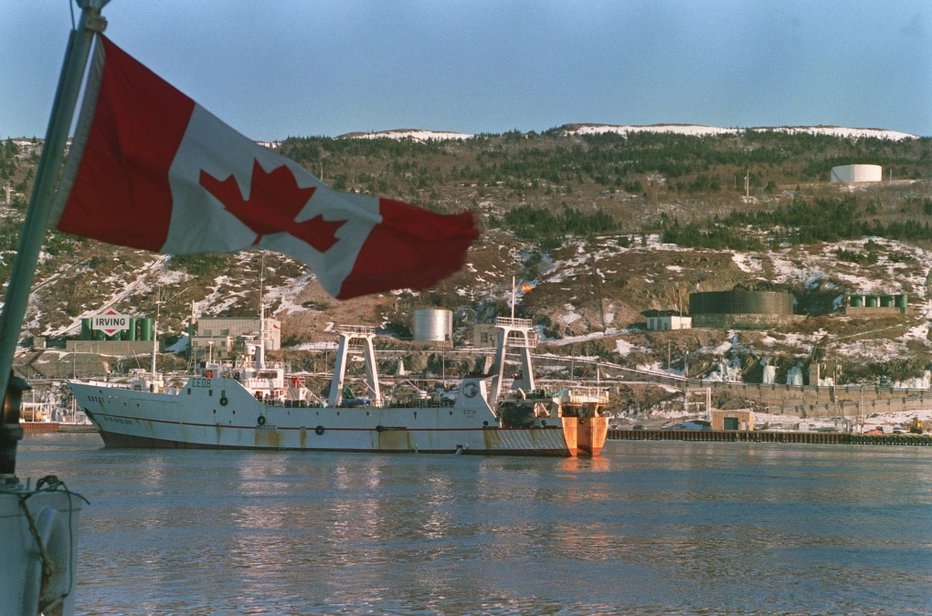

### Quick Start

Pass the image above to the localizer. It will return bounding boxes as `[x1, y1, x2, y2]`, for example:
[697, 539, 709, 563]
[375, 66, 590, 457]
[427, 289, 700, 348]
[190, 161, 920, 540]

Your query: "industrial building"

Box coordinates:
[829, 164, 882, 184]
[65, 310, 157, 355]
[191, 316, 281, 360]
[471, 323, 498, 347]
[689, 288, 796, 329]
[646, 314, 692, 331]
[710, 409, 755, 431]
[843, 293, 907, 316]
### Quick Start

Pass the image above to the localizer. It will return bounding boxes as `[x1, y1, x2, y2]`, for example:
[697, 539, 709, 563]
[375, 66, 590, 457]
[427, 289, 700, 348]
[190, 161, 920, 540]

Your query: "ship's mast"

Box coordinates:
[255, 257, 266, 371]
[491, 316, 537, 403]
[328, 325, 381, 407]
[151, 295, 160, 377]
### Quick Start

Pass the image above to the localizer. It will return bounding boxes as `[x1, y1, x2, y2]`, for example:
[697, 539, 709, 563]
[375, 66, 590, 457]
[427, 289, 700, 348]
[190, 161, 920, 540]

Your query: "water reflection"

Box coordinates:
[15, 436, 932, 615]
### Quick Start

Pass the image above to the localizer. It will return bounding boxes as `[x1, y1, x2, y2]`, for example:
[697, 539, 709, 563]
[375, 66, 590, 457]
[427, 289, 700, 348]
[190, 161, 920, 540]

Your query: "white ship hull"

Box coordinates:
[70, 377, 594, 456]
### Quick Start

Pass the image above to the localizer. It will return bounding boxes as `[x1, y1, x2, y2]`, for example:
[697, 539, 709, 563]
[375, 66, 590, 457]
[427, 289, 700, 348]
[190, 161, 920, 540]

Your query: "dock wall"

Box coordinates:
[698, 381, 932, 418]
[608, 429, 930, 446]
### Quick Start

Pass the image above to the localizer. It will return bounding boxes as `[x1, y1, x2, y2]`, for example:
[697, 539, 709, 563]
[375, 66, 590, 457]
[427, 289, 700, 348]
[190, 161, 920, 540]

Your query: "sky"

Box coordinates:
[2, 0, 930, 140]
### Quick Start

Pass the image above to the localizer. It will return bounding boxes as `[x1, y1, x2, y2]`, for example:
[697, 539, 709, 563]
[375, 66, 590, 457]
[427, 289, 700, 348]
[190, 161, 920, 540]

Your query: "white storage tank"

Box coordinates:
[762, 364, 776, 385]
[413, 308, 453, 343]
[830, 164, 882, 184]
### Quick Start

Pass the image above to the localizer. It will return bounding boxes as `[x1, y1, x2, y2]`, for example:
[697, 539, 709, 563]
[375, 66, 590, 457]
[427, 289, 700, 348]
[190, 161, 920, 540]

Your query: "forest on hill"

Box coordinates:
[3, 128, 931, 255]
[2, 128, 932, 388]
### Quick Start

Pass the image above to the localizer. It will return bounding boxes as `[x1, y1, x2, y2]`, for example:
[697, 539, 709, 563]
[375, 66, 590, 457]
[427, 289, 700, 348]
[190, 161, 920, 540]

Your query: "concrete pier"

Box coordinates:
[608, 429, 930, 446]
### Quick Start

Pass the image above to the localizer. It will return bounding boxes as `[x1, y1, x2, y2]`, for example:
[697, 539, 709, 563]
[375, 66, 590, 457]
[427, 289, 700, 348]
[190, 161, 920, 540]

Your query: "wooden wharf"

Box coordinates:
[608, 429, 930, 446]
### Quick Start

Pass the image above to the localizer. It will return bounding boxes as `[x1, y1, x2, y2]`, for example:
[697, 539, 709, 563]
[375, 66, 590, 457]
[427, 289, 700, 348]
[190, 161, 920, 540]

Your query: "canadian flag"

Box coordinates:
[52, 36, 478, 299]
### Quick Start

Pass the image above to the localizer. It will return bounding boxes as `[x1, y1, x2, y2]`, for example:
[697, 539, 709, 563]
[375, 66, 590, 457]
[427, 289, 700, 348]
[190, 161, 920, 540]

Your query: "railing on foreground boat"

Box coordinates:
[607, 429, 931, 446]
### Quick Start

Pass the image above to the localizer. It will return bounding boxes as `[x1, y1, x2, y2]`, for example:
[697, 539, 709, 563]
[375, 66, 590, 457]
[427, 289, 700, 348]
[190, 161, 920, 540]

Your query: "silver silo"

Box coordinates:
[413, 308, 453, 343]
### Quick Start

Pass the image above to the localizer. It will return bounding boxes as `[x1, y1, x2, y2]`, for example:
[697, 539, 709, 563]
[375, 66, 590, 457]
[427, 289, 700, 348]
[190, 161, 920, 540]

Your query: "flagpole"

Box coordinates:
[0, 0, 108, 482]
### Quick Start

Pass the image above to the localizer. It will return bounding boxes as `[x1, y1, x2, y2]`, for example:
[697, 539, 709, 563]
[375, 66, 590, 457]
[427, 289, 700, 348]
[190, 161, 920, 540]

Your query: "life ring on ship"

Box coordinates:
[315, 425, 325, 435]
[292, 377, 301, 387]
[257, 415, 266, 426]
[219, 395, 228, 406]
[31, 504, 74, 613]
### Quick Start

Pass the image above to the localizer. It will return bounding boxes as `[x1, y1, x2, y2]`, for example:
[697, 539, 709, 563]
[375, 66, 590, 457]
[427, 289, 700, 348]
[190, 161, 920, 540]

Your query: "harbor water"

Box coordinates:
[18, 433, 932, 615]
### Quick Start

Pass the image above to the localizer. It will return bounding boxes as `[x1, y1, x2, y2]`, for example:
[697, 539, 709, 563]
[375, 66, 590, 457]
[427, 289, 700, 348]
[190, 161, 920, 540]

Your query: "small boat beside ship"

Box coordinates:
[19, 401, 60, 433]
[68, 317, 610, 456]
[19, 399, 96, 433]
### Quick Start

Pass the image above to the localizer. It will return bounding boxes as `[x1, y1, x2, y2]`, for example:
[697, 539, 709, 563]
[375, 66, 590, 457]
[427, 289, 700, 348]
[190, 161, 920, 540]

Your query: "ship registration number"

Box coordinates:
[190, 378, 212, 388]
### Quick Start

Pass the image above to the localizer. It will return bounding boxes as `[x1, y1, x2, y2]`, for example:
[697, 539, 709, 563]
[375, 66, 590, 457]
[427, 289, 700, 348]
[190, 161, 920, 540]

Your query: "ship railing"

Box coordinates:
[495, 316, 533, 329]
[495, 317, 539, 348]
[560, 386, 610, 406]
[382, 396, 456, 409]
[79, 379, 121, 388]
[338, 324, 376, 336]
[505, 331, 539, 348]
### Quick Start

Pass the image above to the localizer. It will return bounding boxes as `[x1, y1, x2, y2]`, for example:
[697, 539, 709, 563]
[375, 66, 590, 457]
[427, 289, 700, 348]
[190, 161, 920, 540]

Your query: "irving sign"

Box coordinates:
[91, 309, 131, 337]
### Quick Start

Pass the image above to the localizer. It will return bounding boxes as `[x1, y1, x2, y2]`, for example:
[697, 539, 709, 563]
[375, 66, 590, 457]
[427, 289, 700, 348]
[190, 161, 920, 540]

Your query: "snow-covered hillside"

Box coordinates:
[339, 124, 919, 142]
[341, 129, 474, 142]
[562, 123, 918, 141]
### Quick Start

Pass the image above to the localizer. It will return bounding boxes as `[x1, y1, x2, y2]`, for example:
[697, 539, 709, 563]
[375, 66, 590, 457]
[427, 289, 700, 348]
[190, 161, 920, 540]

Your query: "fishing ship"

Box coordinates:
[68, 317, 610, 456]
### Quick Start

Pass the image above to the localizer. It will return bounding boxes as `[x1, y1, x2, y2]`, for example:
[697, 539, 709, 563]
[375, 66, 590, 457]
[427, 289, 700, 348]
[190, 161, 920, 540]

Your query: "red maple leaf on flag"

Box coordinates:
[199, 161, 346, 252]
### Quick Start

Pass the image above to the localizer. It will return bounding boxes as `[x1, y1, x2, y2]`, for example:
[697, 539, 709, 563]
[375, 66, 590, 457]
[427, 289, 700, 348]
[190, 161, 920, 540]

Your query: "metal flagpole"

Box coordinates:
[0, 0, 108, 482]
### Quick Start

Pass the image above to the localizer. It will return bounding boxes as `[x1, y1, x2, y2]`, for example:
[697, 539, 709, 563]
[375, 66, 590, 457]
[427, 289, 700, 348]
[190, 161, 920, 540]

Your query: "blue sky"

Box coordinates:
[3, 1, 930, 139]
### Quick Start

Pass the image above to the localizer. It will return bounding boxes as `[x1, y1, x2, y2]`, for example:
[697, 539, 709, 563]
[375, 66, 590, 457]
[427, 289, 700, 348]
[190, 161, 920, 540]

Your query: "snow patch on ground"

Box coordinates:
[343, 129, 473, 142]
[559, 304, 582, 325]
[563, 124, 917, 141]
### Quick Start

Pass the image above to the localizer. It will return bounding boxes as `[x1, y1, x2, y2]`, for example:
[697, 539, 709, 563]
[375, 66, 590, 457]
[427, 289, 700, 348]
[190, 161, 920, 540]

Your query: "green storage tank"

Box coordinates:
[81, 318, 92, 339]
[896, 294, 908, 310]
[140, 318, 153, 341]
[126, 318, 137, 341]
[866, 295, 878, 307]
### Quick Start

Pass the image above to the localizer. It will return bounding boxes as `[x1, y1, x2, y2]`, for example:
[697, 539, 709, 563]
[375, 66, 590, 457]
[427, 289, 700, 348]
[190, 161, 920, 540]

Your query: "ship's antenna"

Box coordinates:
[152, 284, 188, 377]
[152, 288, 160, 377]
[511, 275, 516, 320]
[256, 255, 265, 370]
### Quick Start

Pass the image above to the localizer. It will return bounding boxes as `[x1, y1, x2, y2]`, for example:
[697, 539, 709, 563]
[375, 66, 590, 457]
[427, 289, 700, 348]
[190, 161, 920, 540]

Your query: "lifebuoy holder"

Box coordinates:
[219, 395, 228, 406]
[257, 415, 266, 426]
[315, 425, 325, 435]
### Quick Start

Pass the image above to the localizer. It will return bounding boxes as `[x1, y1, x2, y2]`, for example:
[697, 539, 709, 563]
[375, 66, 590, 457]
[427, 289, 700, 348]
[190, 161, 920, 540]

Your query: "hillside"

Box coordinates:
[2, 125, 932, 388]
